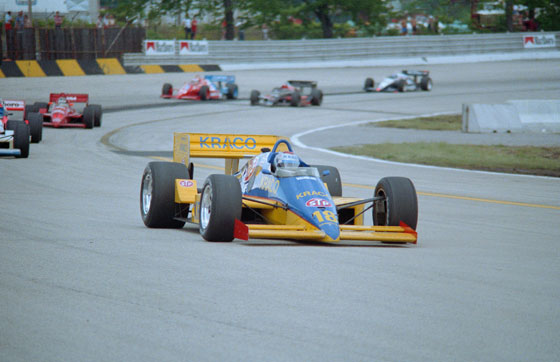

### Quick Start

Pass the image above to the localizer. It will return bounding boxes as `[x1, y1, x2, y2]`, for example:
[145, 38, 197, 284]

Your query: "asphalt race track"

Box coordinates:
[1, 60, 559, 361]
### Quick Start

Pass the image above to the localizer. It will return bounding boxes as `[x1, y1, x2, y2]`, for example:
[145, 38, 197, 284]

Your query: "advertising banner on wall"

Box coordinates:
[523, 34, 556, 48]
[179, 41, 209, 55]
[144, 40, 175, 55]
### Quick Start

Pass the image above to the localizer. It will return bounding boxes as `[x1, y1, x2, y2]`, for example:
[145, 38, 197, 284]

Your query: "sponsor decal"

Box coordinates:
[199, 136, 256, 150]
[144, 40, 175, 55]
[306, 198, 332, 207]
[3, 100, 24, 110]
[179, 180, 194, 187]
[259, 176, 279, 194]
[523, 34, 556, 48]
[296, 176, 316, 181]
[179, 40, 209, 55]
[296, 190, 328, 200]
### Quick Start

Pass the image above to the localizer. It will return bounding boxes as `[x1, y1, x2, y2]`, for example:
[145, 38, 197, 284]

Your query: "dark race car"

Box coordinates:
[250, 80, 323, 107]
[28, 93, 102, 129]
[139, 133, 418, 245]
[161, 75, 238, 101]
[364, 70, 433, 93]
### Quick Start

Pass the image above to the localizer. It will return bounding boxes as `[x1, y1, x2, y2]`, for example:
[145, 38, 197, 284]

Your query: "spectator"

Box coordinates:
[221, 19, 226, 40]
[400, 19, 407, 35]
[54, 11, 63, 28]
[191, 17, 197, 40]
[236, 21, 245, 41]
[24, 14, 32, 28]
[15, 11, 24, 30]
[262, 23, 269, 40]
[411, 18, 417, 35]
[4, 11, 12, 31]
[96, 14, 106, 28]
[183, 16, 192, 39]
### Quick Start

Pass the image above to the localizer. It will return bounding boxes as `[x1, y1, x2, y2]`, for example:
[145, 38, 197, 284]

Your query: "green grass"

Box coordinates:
[332, 143, 560, 177]
[369, 114, 462, 131]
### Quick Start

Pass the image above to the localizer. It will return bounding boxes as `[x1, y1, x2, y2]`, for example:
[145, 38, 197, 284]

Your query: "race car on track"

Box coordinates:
[364, 70, 433, 92]
[0, 99, 30, 158]
[161, 75, 239, 101]
[139, 133, 418, 244]
[250, 80, 323, 107]
[28, 93, 102, 129]
[2, 99, 43, 143]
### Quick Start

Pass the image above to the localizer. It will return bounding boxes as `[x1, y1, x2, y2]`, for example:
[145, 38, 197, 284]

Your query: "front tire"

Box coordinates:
[420, 77, 432, 91]
[290, 91, 301, 107]
[27, 112, 43, 143]
[13, 122, 30, 158]
[226, 83, 238, 99]
[310, 88, 323, 106]
[364, 77, 374, 91]
[373, 177, 418, 230]
[199, 85, 209, 101]
[140, 162, 189, 228]
[162, 83, 172, 96]
[199, 174, 242, 242]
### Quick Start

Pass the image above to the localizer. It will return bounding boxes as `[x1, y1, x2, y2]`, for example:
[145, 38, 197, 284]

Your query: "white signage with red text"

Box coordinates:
[179, 41, 209, 55]
[523, 34, 556, 48]
[144, 40, 175, 55]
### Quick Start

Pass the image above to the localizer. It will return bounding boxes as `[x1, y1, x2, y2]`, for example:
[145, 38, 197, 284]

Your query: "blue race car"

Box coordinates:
[140, 133, 418, 244]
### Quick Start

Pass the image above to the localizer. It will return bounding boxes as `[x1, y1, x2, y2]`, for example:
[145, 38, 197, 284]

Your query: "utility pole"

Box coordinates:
[28, 0, 33, 21]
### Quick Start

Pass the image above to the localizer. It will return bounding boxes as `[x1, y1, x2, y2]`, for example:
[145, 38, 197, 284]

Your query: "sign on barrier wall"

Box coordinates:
[179, 41, 209, 55]
[144, 40, 209, 55]
[523, 34, 556, 48]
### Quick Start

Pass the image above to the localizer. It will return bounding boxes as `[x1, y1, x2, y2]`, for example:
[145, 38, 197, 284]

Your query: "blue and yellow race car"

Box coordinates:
[140, 133, 418, 244]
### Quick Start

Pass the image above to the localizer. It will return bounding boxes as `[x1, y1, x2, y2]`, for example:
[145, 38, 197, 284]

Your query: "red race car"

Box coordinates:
[29, 93, 102, 129]
[161, 75, 238, 101]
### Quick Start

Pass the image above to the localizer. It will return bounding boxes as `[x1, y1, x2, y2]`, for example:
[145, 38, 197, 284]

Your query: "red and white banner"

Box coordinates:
[523, 34, 556, 48]
[179, 40, 209, 55]
[144, 40, 175, 55]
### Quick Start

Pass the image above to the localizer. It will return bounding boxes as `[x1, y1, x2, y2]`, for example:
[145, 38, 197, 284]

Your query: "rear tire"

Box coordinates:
[140, 162, 189, 228]
[312, 165, 342, 197]
[373, 177, 418, 230]
[90, 104, 103, 127]
[162, 83, 172, 96]
[226, 83, 238, 99]
[250, 90, 260, 106]
[13, 122, 30, 158]
[364, 77, 374, 91]
[83, 106, 94, 129]
[199, 85, 209, 101]
[199, 174, 242, 242]
[27, 112, 43, 143]
[420, 77, 432, 91]
[32, 102, 48, 113]
[397, 80, 406, 92]
[290, 91, 301, 107]
[310, 89, 323, 106]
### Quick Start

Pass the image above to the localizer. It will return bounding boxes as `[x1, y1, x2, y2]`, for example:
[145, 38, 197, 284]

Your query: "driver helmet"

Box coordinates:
[274, 152, 300, 169]
[58, 96, 67, 105]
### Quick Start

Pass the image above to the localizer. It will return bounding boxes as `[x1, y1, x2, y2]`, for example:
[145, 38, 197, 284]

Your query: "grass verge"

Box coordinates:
[370, 114, 462, 131]
[332, 142, 560, 177]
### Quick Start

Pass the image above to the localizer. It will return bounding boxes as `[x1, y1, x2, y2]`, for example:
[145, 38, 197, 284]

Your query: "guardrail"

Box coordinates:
[123, 32, 560, 66]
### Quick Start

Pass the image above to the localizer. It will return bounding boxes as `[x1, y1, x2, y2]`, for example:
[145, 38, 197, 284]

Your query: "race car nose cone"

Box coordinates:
[320, 223, 340, 242]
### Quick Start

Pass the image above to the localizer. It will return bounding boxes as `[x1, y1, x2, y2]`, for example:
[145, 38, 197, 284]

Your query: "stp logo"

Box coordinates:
[179, 180, 194, 187]
[306, 198, 331, 207]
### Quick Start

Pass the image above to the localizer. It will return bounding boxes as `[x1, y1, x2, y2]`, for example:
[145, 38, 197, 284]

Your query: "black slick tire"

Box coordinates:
[250, 90, 260, 106]
[364, 77, 374, 91]
[82, 106, 94, 129]
[373, 177, 418, 230]
[420, 77, 432, 91]
[226, 83, 238, 99]
[140, 161, 189, 228]
[290, 91, 301, 107]
[397, 80, 406, 92]
[199, 85, 209, 101]
[199, 174, 242, 242]
[32, 102, 48, 113]
[162, 83, 172, 96]
[27, 112, 43, 143]
[90, 104, 103, 127]
[13, 122, 30, 158]
[310, 88, 323, 106]
[312, 165, 342, 197]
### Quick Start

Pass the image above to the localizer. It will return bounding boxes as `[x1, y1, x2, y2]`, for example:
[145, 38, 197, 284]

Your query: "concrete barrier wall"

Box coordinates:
[462, 100, 560, 133]
[123, 32, 560, 66]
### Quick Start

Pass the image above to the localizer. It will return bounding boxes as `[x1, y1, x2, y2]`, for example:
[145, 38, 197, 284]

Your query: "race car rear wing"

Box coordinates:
[49, 93, 89, 103]
[204, 75, 235, 84]
[287, 80, 317, 89]
[3, 99, 25, 111]
[173, 133, 285, 174]
[402, 70, 429, 76]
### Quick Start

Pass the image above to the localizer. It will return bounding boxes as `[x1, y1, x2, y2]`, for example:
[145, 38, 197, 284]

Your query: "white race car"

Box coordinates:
[364, 70, 433, 92]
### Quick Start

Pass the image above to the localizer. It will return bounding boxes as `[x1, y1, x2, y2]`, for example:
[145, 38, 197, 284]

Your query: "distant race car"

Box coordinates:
[139, 133, 418, 244]
[161, 75, 239, 101]
[250, 80, 323, 107]
[0, 99, 30, 158]
[28, 93, 102, 129]
[364, 70, 433, 92]
[3, 99, 43, 143]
